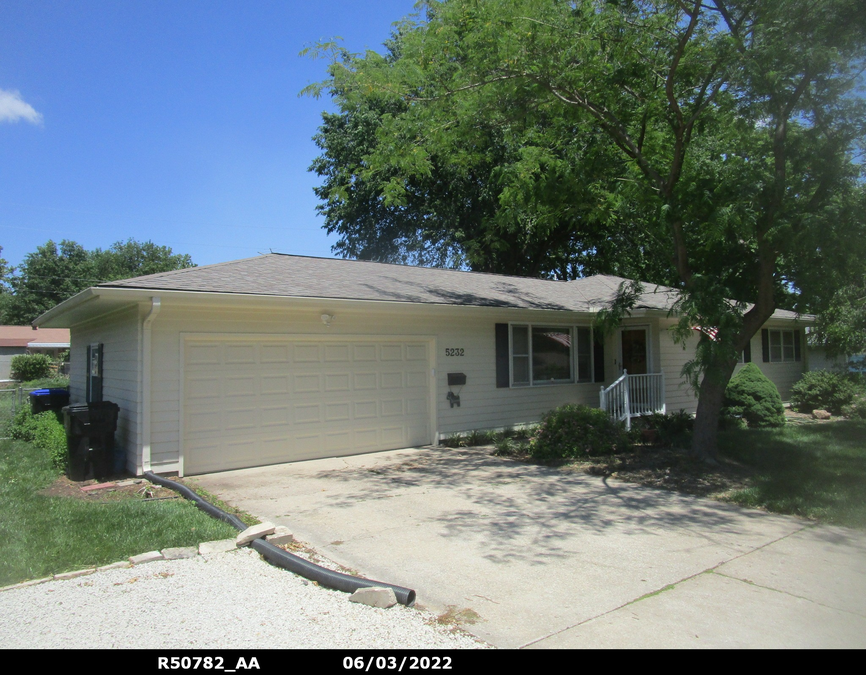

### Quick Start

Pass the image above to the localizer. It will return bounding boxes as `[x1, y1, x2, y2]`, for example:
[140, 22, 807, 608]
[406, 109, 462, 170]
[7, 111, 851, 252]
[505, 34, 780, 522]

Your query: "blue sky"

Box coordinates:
[0, 0, 419, 271]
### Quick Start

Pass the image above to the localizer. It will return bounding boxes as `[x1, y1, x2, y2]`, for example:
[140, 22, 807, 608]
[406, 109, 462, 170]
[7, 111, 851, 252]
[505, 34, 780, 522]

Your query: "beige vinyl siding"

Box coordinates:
[68, 305, 141, 471]
[143, 301, 607, 473]
[658, 319, 700, 414]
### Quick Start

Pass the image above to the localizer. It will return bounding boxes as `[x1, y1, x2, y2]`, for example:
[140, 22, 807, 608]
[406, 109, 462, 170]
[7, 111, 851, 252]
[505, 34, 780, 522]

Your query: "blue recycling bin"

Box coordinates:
[29, 388, 70, 414]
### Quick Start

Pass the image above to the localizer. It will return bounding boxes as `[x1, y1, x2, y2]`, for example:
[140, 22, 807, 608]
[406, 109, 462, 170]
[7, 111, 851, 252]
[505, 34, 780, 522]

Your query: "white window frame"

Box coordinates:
[508, 323, 592, 387]
[768, 329, 798, 363]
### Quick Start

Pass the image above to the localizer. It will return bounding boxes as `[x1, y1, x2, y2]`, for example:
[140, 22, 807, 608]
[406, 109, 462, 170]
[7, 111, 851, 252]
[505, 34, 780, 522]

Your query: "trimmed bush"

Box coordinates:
[9, 407, 68, 470]
[641, 409, 694, 448]
[723, 363, 785, 428]
[790, 370, 856, 414]
[10, 353, 53, 382]
[529, 404, 631, 459]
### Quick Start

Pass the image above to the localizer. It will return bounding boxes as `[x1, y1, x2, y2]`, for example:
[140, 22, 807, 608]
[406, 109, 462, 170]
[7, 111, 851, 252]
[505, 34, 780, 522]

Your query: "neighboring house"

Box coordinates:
[0, 326, 70, 381]
[34, 254, 811, 476]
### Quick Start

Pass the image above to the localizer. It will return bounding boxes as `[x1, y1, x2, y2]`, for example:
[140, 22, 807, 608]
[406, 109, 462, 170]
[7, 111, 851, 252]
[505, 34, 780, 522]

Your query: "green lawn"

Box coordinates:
[0, 438, 237, 587]
[719, 420, 866, 528]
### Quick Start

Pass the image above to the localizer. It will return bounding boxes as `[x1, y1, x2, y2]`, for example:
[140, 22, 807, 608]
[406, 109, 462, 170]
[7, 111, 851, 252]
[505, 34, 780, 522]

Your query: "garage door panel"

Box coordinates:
[260, 344, 290, 364]
[353, 344, 377, 361]
[184, 338, 431, 474]
[325, 373, 351, 391]
[294, 344, 320, 362]
[225, 344, 256, 364]
[260, 406, 290, 427]
[294, 404, 322, 424]
[261, 375, 289, 394]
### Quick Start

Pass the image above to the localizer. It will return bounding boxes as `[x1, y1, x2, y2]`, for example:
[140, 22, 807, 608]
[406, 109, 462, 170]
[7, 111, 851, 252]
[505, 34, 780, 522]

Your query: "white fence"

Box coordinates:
[599, 371, 666, 430]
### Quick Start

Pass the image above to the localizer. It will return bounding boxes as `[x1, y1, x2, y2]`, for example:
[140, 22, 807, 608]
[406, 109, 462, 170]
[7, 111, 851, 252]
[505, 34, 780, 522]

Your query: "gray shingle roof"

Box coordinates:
[99, 253, 804, 319]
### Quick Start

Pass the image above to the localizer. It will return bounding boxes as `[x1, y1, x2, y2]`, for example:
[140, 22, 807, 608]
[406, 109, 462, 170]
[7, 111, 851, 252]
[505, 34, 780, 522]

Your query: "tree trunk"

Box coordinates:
[690, 359, 738, 463]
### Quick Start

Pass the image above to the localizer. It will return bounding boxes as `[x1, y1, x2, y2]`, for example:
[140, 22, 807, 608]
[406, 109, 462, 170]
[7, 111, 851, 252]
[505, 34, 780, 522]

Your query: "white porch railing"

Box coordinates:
[599, 370, 666, 430]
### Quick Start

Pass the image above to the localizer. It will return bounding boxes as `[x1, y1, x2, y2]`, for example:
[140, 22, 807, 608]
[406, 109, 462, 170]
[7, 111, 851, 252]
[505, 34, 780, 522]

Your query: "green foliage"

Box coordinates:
[791, 370, 857, 414]
[814, 282, 866, 357]
[841, 395, 866, 420]
[21, 375, 69, 389]
[306, 0, 866, 458]
[10, 353, 53, 381]
[8, 407, 67, 470]
[641, 410, 695, 449]
[1, 238, 195, 325]
[529, 404, 631, 460]
[723, 364, 786, 428]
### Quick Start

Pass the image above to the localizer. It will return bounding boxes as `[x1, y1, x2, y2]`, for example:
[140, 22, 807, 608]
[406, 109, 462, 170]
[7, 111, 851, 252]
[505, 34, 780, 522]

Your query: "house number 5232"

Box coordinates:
[445, 348, 464, 356]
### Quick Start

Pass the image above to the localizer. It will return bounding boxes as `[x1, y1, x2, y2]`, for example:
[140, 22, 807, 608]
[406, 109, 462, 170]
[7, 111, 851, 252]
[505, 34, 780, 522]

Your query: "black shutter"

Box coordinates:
[794, 329, 802, 361]
[762, 329, 770, 362]
[593, 332, 605, 383]
[495, 324, 510, 388]
[743, 339, 752, 363]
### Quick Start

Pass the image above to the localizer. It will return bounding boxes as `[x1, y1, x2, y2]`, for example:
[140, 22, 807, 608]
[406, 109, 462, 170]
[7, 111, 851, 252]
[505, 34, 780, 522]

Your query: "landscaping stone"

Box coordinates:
[236, 522, 276, 547]
[812, 409, 832, 420]
[199, 539, 237, 555]
[348, 587, 397, 608]
[162, 547, 198, 560]
[97, 562, 131, 572]
[130, 551, 165, 565]
[54, 568, 96, 581]
[266, 526, 294, 546]
[0, 577, 52, 592]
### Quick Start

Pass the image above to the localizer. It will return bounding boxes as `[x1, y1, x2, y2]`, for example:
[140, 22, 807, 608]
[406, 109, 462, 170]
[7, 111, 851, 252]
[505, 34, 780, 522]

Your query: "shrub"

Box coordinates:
[641, 410, 694, 448]
[529, 404, 631, 460]
[10, 353, 53, 382]
[841, 395, 866, 420]
[9, 407, 68, 470]
[790, 370, 857, 414]
[723, 363, 785, 428]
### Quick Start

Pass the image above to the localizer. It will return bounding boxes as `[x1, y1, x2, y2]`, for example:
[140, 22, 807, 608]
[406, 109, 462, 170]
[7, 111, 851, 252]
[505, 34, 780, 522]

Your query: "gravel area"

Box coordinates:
[0, 547, 489, 649]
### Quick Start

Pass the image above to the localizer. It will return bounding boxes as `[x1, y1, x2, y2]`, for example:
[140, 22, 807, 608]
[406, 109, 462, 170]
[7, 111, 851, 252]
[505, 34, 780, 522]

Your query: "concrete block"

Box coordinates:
[97, 561, 132, 572]
[1, 577, 52, 592]
[161, 547, 198, 560]
[129, 550, 164, 565]
[54, 568, 96, 581]
[199, 539, 237, 555]
[348, 587, 398, 608]
[236, 522, 276, 546]
[266, 526, 294, 546]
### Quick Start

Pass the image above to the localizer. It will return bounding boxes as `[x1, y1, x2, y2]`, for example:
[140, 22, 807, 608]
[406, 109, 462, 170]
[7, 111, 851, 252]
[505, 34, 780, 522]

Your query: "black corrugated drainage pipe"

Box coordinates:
[144, 471, 416, 607]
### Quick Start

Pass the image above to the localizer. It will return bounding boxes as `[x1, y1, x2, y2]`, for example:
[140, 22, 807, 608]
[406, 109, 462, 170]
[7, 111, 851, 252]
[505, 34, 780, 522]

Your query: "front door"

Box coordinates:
[620, 328, 648, 375]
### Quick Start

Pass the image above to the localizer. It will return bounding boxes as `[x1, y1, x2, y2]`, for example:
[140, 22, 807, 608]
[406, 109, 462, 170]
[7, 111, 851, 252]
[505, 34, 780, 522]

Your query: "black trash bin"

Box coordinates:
[30, 388, 71, 414]
[62, 402, 120, 481]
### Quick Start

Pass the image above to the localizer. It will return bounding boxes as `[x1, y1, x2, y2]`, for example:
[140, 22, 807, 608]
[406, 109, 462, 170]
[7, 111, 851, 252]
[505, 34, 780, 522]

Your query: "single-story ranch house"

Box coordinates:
[34, 253, 811, 476]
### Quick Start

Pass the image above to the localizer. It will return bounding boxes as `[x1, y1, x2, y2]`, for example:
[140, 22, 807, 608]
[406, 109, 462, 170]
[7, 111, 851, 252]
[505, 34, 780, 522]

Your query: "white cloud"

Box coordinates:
[0, 88, 43, 125]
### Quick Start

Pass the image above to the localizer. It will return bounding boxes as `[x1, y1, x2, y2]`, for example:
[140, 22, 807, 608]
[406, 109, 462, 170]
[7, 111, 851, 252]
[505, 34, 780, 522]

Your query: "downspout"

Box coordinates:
[141, 297, 161, 473]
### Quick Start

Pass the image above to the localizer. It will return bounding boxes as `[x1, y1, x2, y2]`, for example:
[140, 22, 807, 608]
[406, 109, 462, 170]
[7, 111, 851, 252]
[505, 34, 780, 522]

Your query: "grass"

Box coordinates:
[0, 437, 238, 586]
[717, 420, 866, 528]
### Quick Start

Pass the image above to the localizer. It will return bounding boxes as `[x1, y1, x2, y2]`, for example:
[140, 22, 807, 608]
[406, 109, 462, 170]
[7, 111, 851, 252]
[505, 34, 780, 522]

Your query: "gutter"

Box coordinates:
[140, 297, 161, 473]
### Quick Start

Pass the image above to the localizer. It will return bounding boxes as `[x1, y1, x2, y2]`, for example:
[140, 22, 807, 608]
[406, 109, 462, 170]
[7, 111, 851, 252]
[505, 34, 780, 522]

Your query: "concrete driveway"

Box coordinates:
[193, 445, 866, 649]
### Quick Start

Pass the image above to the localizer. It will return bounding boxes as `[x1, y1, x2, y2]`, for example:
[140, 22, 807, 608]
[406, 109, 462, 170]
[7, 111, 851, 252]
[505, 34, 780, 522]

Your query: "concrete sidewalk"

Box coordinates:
[193, 446, 866, 649]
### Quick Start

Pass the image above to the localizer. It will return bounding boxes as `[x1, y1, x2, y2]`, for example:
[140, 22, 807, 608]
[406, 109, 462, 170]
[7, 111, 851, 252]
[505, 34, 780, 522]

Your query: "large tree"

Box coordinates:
[309, 0, 866, 460]
[1, 239, 195, 325]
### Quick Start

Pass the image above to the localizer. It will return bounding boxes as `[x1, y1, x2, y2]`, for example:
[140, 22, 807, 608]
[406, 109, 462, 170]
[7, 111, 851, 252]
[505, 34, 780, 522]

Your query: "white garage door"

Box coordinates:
[182, 337, 432, 474]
